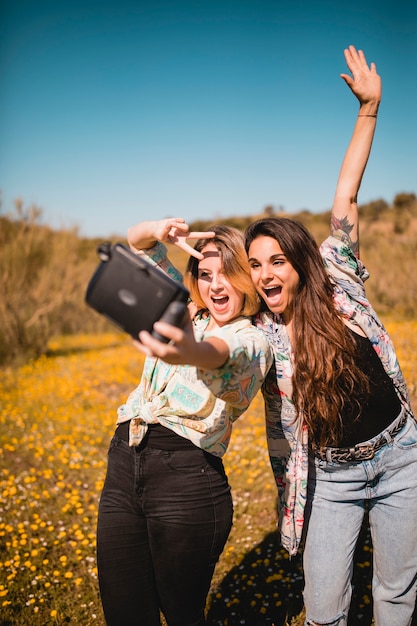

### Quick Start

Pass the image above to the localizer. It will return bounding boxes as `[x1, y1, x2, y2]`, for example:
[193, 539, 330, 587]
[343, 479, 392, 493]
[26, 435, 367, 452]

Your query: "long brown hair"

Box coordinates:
[186, 225, 260, 317]
[245, 217, 369, 447]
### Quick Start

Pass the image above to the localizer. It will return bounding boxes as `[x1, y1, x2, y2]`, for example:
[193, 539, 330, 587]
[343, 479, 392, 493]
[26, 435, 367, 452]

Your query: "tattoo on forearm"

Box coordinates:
[331, 215, 359, 255]
[331, 215, 353, 236]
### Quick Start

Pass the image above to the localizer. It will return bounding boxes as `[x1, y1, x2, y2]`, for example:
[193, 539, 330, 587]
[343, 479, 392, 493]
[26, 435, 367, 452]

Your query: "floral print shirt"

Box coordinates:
[256, 235, 414, 556]
[117, 243, 273, 457]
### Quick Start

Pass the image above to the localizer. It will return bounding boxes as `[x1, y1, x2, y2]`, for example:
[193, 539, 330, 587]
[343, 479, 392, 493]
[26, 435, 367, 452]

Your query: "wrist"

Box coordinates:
[358, 101, 380, 117]
[127, 222, 158, 251]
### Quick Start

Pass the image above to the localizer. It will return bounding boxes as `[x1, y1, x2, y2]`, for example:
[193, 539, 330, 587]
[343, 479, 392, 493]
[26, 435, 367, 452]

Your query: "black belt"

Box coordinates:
[313, 411, 408, 463]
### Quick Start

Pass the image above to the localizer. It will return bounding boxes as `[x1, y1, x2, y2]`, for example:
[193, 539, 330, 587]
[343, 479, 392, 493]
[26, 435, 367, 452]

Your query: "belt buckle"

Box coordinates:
[354, 444, 375, 460]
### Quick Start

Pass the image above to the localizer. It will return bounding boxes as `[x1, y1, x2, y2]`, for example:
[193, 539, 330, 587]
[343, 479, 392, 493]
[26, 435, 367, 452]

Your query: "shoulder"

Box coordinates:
[206, 316, 272, 363]
[216, 316, 269, 342]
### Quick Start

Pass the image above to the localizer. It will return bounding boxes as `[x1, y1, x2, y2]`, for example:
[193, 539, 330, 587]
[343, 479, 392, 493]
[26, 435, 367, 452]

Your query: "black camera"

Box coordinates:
[85, 242, 189, 342]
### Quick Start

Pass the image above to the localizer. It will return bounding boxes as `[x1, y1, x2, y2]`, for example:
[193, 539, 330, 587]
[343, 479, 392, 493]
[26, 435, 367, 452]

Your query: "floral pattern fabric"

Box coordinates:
[256, 235, 414, 556]
[117, 243, 273, 458]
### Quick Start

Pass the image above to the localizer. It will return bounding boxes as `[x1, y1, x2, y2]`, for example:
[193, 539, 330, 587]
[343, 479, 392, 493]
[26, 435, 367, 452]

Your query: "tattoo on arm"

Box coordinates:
[330, 215, 359, 256]
[331, 214, 353, 237]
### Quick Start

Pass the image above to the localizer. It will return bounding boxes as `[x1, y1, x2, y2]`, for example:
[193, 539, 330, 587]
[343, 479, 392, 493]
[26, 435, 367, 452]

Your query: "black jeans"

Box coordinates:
[96, 431, 233, 626]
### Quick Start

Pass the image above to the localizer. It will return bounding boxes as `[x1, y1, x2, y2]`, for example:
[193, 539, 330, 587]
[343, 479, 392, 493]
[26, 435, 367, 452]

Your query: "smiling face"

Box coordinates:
[247, 235, 300, 317]
[197, 243, 245, 328]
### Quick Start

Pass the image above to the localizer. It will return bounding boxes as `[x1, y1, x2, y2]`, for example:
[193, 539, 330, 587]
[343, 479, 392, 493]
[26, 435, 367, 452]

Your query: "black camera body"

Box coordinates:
[85, 242, 189, 342]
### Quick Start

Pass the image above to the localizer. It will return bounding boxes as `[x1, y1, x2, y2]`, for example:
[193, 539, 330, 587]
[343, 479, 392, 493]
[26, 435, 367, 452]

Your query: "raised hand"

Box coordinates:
[127, 218, 215, 259]
[163, 219, 215, 260]
[134, 311, 197, 364]
[340, 45, 381, 107]
[331, 45, 382, 251]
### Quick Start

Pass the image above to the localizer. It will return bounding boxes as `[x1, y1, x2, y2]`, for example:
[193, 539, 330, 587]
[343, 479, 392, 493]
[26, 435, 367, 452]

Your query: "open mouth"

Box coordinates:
[264, 286, 282, 298]
[211, 295, 229, 306]
[210, 295, 231, 313]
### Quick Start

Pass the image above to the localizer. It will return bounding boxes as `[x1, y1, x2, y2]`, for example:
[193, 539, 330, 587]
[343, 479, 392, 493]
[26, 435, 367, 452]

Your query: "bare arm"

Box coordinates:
[135, 315, 230, 370]
[127, 219, 226, 366]
[331, 46, 382, 257]
[127, 218, 215, 260]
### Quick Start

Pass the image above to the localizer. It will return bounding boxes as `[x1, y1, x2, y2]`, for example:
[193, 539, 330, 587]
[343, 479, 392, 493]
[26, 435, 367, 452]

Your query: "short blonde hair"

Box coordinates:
[185, 225, 260, 317]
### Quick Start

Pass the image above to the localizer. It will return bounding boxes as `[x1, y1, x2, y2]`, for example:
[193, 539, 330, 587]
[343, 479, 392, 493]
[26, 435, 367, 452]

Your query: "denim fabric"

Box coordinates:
[303, 410, 417, 626]
[96, 434, 233, 626]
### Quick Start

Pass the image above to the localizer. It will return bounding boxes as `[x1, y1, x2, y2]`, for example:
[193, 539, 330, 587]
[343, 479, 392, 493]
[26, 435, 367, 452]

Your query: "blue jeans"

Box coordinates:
[96, 432, 233, 626]
[303, 409, 417, 626]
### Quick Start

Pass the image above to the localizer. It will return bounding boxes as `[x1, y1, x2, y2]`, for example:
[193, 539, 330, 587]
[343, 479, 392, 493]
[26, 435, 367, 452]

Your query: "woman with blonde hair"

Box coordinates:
[96, 220, 272, 626]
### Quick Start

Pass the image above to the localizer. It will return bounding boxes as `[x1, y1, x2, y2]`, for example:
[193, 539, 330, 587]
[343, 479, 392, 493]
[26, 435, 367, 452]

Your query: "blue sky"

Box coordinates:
[1, 0, 416, 238]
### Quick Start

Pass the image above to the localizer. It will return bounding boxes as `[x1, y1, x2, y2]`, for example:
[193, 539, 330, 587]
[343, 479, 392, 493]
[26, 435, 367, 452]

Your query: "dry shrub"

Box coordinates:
[1, 194, 416, 365]
[0, 202, 111, 363]
[361, 225, 417, 318]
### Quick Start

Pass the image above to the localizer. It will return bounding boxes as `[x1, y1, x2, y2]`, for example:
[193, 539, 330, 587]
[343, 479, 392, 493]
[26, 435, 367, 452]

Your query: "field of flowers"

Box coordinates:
[1, 321, 416, 626]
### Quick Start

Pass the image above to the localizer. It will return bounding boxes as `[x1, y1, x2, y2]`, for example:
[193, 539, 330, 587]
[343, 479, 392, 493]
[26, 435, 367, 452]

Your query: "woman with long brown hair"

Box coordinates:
[245, 46, 417, 625]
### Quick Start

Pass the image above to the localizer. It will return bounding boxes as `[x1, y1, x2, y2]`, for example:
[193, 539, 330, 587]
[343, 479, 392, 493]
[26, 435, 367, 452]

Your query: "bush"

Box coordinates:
[0, 202, 111, 364]
[1, 194, 417, 365]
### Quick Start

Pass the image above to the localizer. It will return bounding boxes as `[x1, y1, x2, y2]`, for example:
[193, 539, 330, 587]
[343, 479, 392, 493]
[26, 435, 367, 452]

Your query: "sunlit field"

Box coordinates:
[1, 321, 416, 626]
